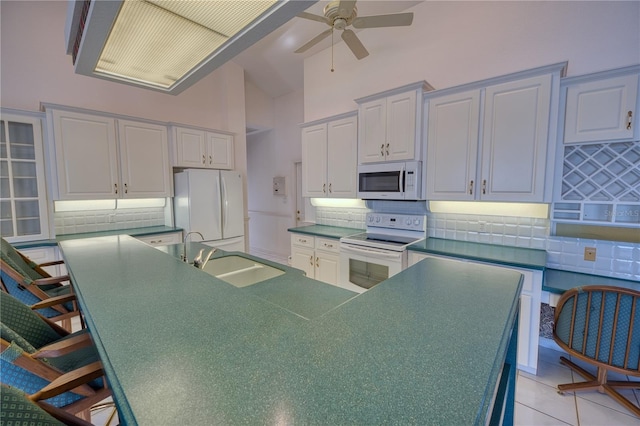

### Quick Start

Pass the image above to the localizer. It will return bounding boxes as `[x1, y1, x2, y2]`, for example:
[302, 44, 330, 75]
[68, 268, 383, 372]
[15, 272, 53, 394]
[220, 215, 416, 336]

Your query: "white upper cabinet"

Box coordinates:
[50, 109, 119, 199]
[49, 109, 172, 200]
[563, 71, 639, 144]
[302, 112, 357, 198]
[118, 119, 171, 198]
[481, 75, 552, 202]
[301, 123, 328, 197]
[426, 90, 481, 200]
[207, 132, 234, 169]
[326, 115, 358, 197]
[171, 125, 234, 170]
[386, 91, 418, 161]
[425, 63, 565, 203]
[357, 82, 432, 164]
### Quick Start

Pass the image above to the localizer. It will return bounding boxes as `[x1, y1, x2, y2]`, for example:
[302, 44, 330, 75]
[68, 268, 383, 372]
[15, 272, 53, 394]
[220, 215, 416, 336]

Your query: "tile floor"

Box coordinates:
[515, 346, 640, 425]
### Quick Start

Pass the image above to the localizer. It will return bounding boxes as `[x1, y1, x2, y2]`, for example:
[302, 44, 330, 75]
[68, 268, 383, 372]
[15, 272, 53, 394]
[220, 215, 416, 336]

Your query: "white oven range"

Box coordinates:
[339, 213, 426, 293]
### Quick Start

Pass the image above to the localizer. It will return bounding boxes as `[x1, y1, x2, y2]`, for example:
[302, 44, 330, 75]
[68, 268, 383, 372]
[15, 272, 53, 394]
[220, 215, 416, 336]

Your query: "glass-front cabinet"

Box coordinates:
[0, 110, 50, 241]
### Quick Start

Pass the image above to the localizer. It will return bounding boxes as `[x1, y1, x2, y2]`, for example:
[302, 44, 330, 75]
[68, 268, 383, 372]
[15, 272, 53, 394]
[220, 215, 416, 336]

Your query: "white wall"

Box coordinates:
[0, 1, 238, 130]
[246, 88, 304, 258]
[245, 79, 275, 130]
[303, 1, 640, 121]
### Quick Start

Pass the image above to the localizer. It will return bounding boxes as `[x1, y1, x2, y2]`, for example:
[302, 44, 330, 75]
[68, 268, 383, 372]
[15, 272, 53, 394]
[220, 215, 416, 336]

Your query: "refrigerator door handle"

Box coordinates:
[221, 175, 227, 234]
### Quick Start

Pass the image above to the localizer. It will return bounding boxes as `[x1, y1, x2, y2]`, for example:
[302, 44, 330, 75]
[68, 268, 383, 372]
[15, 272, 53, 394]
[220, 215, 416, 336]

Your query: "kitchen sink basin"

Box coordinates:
[201, 255, 285, 287]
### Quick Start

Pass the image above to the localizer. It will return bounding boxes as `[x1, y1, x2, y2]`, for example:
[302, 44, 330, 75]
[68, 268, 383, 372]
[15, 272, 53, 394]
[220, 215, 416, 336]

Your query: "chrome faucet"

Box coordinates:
[193, 248, 217, 269]
[182, 231, 204, 263]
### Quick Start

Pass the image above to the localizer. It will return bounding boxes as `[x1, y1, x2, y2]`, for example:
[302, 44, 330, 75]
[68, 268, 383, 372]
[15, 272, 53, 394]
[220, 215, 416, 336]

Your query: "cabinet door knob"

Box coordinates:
[469, 180, 474, 195]
[482, 179, 487, 195]
[114, 183, 118, 194]
[627, 111, 633, 130]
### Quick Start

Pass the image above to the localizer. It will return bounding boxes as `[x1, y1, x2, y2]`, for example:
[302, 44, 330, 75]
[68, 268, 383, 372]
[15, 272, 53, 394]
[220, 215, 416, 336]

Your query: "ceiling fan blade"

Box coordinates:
[352, 12, 414, 29]
[295, 28, 333, 53]
[338, 0, 357, 17]
[341, 29, 369, 60]
[297, 11, 330, 25]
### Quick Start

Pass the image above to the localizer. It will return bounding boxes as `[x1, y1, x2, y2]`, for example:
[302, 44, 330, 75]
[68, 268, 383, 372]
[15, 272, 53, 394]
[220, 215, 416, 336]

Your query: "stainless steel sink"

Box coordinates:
[200, 255, 285, 287]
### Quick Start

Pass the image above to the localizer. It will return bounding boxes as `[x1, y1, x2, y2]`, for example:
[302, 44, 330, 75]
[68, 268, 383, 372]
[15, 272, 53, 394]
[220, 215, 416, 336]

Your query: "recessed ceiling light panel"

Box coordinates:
[66, 0, 316, 94]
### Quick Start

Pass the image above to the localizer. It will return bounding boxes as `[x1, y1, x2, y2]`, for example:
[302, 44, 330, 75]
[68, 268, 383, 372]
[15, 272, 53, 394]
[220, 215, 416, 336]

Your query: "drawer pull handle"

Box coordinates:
[114, 183, 118, 194]
[380, 144, 384, 156]
[323, 183, 326, 194]
[202, 155, 206, 164]
[124, 183, 128, 194]
[627, 111, 633, 130]
[209, 155, 213, 164]
[316, 257, 319, 268]
[309, 255, 313, 266]
[469, 180, 474, 195]
[482, 179, 487, 195]
[386, 143, 389, 156]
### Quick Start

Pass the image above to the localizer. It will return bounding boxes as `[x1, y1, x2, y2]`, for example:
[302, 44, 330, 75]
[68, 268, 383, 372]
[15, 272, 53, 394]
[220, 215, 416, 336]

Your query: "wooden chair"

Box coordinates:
[1, 238, 79, 331]
[553, 285, 640, 417]
[1, 383, 94, 426]
[0, 292, 111, 418]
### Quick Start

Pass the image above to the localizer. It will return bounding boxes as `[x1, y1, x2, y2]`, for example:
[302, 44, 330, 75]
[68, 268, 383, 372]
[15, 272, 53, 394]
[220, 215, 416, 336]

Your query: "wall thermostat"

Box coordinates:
[273, 176, 286, 196]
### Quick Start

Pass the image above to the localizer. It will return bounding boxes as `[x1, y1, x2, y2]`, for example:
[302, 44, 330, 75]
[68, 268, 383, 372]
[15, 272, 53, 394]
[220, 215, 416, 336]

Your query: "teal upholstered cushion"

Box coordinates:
[0, 292, 62, 349]
[0, 384, 64, 426]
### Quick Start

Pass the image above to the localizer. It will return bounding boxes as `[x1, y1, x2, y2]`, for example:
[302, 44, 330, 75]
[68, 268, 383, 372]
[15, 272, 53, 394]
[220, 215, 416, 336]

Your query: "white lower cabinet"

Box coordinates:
[290, 234, 340, 286]
[135, 232, 183, 247]
[408, 251, 542, 375]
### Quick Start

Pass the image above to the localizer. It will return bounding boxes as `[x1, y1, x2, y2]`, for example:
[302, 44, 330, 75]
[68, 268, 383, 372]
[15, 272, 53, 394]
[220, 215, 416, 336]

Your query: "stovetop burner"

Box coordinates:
[340, 213, 426, 252]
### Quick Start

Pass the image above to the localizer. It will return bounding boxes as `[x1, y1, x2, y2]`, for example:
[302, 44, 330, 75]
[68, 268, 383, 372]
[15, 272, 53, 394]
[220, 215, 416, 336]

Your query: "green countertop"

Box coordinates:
[287, 224, 363, 239]
[408, 238, 547, 270]
[59, 235, 521, 425]
[543, 268, 639, 294]
[12, 226, 182, 249]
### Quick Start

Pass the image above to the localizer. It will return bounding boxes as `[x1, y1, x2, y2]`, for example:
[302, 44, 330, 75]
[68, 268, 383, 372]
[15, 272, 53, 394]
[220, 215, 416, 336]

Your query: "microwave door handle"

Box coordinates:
[400, 165, 406, 194]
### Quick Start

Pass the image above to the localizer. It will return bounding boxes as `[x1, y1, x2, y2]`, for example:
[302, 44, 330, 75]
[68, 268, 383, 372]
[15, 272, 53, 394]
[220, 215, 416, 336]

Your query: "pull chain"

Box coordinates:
[330, 28, 335, 72]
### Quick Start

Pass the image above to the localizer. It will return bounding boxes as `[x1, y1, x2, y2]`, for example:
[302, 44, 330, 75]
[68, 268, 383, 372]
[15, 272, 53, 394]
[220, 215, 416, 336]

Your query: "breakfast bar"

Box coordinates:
[60, 235, 523, 425]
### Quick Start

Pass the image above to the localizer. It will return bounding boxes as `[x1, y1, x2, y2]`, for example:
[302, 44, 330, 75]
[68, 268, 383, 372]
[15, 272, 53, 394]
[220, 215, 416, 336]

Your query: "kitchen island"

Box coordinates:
[59, 235, 522, 425]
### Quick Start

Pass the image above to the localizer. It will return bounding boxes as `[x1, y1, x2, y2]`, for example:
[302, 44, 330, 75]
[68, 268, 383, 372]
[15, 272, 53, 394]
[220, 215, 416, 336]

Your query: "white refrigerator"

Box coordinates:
[173, 169, 245, 252]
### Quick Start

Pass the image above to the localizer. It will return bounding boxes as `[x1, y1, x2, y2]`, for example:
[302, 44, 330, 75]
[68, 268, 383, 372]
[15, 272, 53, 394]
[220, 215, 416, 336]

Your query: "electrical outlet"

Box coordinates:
[479, 221, 487, 233]
[584, 247, 596, 262]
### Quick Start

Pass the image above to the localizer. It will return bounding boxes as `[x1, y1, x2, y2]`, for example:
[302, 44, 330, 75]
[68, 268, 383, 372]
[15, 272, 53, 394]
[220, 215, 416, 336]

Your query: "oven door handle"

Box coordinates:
[340, 244, 403, 259]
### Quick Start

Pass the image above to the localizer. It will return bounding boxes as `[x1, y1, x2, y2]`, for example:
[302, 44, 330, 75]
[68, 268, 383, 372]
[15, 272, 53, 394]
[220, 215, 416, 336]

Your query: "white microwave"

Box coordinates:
[357, 161, 422, 200]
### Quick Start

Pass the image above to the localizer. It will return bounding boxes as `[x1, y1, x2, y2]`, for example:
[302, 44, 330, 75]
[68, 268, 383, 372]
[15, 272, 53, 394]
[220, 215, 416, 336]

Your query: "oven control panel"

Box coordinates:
[366, 213, 426, 231]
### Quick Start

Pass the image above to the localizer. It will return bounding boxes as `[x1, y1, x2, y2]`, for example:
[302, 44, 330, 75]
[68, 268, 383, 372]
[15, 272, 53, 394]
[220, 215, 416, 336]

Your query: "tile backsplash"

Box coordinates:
[54, 207, 165, 235]
[315, 202, 639, 281]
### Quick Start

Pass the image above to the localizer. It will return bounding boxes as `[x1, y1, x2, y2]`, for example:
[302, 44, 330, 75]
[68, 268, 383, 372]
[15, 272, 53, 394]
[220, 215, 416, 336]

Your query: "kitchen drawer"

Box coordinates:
[136, 232, 183, 247]
[291, 234, 314, 249]
[315, 237, 339, 253]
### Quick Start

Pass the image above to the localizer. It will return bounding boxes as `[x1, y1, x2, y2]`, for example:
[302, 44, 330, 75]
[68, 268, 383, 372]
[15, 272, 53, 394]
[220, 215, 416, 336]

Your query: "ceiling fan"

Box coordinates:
[294, 0, 413, 60]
